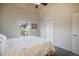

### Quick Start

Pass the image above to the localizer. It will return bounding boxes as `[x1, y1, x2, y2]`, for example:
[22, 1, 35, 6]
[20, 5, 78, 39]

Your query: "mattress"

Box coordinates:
[5, 36, 55, 56]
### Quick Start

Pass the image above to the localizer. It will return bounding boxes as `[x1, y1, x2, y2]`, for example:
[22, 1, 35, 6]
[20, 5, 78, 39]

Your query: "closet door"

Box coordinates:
[39, 21, 46, 39]
[46, 19, 54, 44]
[39, 17, 55, 44]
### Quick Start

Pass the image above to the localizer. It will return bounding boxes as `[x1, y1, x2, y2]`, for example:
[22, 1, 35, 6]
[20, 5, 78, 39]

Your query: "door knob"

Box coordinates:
[73, 34, 76, 36]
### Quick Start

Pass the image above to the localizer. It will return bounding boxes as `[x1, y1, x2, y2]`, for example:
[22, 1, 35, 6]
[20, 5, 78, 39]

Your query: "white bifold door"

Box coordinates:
[39, 17, 55, 44]
[72, 13, 79, 55]
[45, 19, 54, 44]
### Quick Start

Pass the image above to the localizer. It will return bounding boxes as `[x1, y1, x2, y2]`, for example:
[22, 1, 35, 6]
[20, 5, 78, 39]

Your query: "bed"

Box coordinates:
[0, 34, 55, 56]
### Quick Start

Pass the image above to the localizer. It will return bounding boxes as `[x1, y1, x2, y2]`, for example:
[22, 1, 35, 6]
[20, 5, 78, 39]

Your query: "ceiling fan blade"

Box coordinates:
[41, 3, 47, 6]
[35, 5, 38, 8]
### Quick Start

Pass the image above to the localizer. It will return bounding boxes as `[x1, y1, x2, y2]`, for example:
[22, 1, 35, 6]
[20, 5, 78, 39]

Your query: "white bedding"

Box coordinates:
[4, 36, 55, 56]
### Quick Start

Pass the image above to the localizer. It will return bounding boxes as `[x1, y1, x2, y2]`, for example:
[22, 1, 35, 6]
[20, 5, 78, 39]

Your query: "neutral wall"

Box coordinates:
[37, 3, 79, 51]
[0, 4, 37, 38]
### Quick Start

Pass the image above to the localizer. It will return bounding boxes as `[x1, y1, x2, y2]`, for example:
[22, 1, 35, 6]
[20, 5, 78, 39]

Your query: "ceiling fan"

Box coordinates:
[35, 3, 47, 8]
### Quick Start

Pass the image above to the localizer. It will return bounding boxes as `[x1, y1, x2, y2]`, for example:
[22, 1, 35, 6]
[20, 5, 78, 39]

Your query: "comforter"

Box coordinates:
[5, 36, 55, 56]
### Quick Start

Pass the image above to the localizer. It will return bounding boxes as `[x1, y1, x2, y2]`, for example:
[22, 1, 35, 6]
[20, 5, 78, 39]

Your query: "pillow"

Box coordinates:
[0, 34, 7, 42]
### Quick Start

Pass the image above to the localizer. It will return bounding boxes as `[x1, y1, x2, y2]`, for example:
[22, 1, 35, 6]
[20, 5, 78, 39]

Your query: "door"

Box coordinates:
[46, 19, 55, 44]
[39, 17, 55, 44]
[39, 21, 46, 39]
[72, 13, 79, 55]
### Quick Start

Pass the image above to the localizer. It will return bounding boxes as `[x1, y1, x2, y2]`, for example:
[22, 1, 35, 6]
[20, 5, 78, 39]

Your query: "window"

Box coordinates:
[20, 23, 29, 36]
[19, 19, 31, 36]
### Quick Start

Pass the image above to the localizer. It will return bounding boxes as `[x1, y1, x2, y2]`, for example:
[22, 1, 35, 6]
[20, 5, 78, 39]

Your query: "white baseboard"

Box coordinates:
[55, 44, 72, 52]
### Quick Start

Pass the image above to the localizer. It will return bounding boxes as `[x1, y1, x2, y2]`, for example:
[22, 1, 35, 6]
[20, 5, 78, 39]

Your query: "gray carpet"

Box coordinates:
[53, 46, 79, 56]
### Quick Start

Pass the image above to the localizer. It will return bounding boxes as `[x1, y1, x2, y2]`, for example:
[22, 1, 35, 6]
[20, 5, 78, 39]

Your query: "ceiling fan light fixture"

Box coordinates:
[34, 3, 47, 8]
